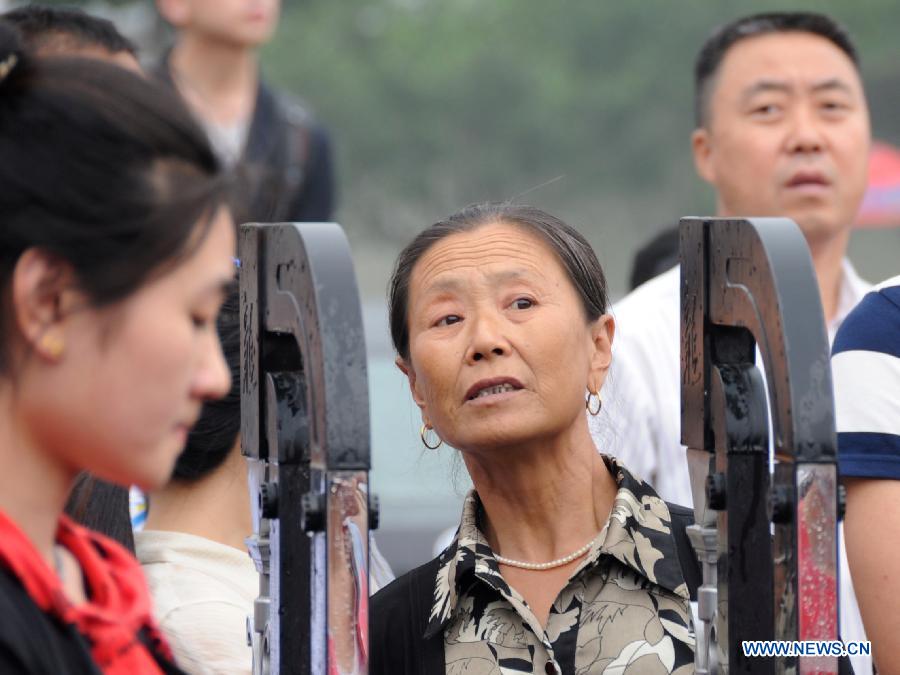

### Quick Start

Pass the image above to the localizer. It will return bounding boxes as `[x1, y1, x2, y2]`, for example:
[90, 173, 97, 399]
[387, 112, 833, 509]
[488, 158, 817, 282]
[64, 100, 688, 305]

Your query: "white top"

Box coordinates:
[135, 528, 395, 675]
[203, 118, 250, 169]
[589, 259, 873, 673]
[135, 530, 257, 675]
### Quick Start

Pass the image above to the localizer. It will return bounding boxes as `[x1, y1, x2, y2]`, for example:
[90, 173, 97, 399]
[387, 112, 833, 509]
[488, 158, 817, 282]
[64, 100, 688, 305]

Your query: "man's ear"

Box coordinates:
[155, 0, 190, 28]
[11, 249, 78, 361]
[587, 314, 615, 394]
[395, 356, 429, 414]
[691, 126, 716, 185]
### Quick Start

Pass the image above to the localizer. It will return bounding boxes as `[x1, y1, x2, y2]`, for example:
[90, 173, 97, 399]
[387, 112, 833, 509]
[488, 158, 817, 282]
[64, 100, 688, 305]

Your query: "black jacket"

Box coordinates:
[0, 567, 184, 674]
[155, 55, 335, 225]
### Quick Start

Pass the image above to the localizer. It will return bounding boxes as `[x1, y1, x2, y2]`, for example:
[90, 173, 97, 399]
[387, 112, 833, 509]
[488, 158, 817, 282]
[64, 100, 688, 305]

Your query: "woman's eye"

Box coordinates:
[511, 298, 534, 310]
[192, 315, 213, 330]
[437, 314, 462, 327]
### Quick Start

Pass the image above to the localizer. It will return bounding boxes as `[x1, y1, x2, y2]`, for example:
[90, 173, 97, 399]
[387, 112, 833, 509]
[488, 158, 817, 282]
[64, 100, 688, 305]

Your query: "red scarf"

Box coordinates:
[0, 509, 175, 674]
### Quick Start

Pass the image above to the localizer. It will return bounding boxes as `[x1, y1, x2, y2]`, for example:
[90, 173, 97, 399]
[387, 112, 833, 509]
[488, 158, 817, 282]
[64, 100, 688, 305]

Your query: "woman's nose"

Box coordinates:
[193, 335, 231, 400]
[465, 312, 510, 364]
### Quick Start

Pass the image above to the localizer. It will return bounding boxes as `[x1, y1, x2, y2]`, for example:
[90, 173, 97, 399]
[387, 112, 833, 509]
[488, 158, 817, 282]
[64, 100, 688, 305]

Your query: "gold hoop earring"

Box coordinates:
[586, 391, 602, 416]
[420, 424, 443, 450]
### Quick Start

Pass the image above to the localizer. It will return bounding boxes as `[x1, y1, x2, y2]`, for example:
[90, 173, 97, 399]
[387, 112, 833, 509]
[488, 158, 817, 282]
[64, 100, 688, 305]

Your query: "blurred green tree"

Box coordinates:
[262, 0, 900, 295]
[10, 0, 900, 294]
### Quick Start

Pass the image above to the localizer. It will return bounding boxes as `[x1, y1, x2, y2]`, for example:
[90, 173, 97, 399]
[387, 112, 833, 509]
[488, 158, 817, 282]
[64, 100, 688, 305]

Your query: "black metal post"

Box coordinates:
[681, 217, 840, 674]
[240, 222, 372, 675]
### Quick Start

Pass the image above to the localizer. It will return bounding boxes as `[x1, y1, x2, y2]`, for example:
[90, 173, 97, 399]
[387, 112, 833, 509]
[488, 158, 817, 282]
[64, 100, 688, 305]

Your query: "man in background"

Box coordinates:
[590, 12, 873, 672]
[155, 0, 335, 223]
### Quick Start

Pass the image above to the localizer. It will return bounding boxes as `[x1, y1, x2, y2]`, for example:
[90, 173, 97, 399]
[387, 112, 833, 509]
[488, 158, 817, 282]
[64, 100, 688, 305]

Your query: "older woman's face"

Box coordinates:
[400, 221, 613, 454]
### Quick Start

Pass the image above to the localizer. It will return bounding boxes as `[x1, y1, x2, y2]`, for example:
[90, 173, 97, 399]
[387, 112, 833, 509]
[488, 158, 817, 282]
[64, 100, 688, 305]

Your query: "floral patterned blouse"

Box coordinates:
[425, 457, 695, 674]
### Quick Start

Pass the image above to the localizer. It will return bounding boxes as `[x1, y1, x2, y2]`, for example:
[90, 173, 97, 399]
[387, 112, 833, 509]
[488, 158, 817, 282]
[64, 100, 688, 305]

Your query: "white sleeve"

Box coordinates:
[590, 271, 689, 504]
[591, 330, 664, 487]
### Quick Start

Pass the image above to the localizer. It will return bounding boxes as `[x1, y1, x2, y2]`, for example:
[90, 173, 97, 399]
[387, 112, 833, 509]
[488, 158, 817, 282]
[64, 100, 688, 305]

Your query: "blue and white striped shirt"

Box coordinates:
[832, 275, 900, 479]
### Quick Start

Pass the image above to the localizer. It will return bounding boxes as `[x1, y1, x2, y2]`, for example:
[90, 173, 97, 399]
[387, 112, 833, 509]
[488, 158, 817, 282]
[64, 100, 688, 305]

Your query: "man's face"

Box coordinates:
[159, 0, 281, 49]
[692, 31, 871, 243]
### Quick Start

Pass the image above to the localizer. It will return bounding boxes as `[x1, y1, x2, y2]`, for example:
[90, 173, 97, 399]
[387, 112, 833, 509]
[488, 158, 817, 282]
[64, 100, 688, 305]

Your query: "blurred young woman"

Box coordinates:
[0, 22, 234, 674]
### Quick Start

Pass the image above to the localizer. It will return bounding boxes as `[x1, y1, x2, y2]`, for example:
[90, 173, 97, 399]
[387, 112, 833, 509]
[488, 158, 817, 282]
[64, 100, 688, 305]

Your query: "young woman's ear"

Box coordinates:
[11, 248, 79, 362]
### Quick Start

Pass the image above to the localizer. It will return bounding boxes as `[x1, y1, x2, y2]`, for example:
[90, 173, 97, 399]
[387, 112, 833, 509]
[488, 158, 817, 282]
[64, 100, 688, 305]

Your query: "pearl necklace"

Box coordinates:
[495, 537, 596, 571]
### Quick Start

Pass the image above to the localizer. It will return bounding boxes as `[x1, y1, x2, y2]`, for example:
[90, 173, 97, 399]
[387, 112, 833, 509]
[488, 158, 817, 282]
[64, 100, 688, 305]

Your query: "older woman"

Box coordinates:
[372, 204, 695, 674]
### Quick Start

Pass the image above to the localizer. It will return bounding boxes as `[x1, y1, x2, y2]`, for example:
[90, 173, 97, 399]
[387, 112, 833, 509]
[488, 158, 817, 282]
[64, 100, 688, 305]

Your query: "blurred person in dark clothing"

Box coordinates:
[155, 0, 335, 223]
[628, 224, 679, 291]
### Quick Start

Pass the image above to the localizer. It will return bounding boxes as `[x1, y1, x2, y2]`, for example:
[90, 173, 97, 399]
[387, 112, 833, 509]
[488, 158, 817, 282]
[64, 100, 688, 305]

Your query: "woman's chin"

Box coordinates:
[455, 427, 536, 455]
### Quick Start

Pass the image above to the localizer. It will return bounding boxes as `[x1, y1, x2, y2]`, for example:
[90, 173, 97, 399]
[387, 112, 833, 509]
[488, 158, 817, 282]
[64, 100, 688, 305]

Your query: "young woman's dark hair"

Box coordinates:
[0, 22, 234, 672]
[0, 20, 228, 373]
[388, 202, 610, 361]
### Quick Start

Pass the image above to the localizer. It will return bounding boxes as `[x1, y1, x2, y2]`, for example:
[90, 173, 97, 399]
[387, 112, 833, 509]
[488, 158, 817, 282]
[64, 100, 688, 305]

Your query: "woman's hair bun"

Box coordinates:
[0, 20, 31, 90]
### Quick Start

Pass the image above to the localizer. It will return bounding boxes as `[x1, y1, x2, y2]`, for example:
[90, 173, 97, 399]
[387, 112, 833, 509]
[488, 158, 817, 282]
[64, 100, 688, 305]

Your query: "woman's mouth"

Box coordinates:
[464, 378, 524, 403]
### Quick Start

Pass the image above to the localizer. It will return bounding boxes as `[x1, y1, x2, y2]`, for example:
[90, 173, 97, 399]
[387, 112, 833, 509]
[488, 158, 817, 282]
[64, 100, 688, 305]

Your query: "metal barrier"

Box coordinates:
[240, 223, 373, 675]
[681, 217, 840, 675]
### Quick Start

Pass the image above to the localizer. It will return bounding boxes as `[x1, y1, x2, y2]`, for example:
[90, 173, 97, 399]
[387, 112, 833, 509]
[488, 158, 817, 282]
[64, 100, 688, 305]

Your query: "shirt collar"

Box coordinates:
[834, 259, 871, 325]
[826, 259, 871, 343]
[423, 456, 690, 638]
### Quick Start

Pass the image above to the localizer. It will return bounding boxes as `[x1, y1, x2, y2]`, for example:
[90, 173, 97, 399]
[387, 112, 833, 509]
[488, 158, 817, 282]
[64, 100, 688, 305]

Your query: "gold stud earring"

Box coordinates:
[39, 333, 65, 359]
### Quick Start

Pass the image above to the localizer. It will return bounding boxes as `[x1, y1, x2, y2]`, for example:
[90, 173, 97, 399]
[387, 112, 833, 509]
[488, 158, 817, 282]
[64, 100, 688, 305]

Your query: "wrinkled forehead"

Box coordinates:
[713, 31, 863, 101]
[409, 221, 568, 302]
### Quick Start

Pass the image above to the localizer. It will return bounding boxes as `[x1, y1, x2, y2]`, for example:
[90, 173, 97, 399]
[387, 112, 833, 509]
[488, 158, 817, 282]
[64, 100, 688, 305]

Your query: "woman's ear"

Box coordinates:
[587, 313, 615, 393]
[11, 249, 78, 362]
[395, 356, 429, 413]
